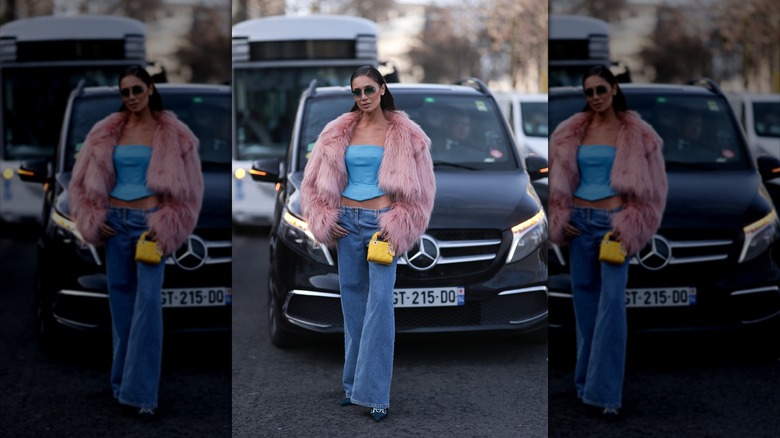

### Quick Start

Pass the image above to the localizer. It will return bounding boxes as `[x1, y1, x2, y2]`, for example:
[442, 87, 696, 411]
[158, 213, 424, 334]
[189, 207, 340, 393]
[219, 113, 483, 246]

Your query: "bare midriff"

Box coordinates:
[109, 194, 161, 210]
[573, 194, 624, 210]
[341, 194, 393, 210]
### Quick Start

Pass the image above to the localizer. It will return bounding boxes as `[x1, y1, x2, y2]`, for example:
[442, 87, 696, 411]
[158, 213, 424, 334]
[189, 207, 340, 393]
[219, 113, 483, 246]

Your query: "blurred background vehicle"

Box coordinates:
[0, 15, 150, 225]
[725, 92, 780, 159]
[494, 92, 549, 159]
[18, 83, 232, 345]
[251, 79, 549, 347]
[231, 15, 379, 226]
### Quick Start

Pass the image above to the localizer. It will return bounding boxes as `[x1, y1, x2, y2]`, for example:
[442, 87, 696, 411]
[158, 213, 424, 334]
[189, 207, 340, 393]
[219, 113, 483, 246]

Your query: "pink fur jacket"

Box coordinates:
[548, 110, 668, 256]
[300, 110, 435, 255]
[68, 111, 203, 255]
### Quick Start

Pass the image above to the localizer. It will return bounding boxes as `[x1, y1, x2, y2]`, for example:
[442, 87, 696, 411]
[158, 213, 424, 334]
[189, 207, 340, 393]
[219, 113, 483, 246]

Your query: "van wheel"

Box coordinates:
[267, 290, 302, 348]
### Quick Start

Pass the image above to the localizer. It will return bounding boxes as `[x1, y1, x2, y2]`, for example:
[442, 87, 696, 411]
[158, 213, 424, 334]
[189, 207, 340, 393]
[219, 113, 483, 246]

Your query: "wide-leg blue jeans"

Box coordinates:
[337, 206, 397, 409]
[104, 206, 165, 410]
[568, 206, 629, 410]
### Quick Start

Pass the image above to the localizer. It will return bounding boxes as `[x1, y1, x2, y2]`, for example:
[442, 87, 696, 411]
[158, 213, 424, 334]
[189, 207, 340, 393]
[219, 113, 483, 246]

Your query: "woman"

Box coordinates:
[68, 65, 203, 419]
[300, 65, 435, 422]
[548, 65, 667, 420]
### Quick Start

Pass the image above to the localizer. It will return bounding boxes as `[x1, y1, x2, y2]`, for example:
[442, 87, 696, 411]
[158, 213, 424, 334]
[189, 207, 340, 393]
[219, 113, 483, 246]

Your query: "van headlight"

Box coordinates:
[738, 209, 779, 263]
[50, 209, 102, 265]
[506, 209, 547, 264]
[280, 210, 335, 266]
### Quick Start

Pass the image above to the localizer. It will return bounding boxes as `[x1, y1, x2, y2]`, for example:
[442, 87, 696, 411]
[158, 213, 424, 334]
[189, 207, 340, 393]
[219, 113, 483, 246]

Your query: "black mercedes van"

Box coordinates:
[252, 80, 549, 347]
[546, 80, 780, 335]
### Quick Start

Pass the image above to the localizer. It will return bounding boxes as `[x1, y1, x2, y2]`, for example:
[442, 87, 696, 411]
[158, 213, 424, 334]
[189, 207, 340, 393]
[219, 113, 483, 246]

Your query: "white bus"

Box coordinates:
[231, 15, 378, 226]
[0, 15, 146, 224]
[549, 15, 611, 87]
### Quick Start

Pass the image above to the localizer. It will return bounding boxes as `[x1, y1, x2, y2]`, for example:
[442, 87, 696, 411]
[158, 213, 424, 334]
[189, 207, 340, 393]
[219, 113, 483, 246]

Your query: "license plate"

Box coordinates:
[393, 287, 465, 308]
[161, 288, 230, 308]
[625, 287, 697, 308]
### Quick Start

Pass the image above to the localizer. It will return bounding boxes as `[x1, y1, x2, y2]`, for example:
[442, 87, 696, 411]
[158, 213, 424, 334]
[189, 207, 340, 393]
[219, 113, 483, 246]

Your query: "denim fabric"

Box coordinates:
[337, 206, 397, 409]
[568, 206, 629, 410]
[104, 206, 165, 410]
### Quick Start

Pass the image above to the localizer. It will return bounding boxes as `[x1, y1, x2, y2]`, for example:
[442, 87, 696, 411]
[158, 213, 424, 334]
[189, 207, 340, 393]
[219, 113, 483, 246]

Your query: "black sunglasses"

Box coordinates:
[351, 86, 377, 98]
[120, 85, 146, 97]
[583, 85, 610, 97]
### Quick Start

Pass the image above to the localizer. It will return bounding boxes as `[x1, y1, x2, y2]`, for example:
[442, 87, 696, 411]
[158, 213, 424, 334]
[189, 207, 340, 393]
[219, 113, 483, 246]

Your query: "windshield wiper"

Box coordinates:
[664, 160, 712, 170]
[432, 161, 478, 170]
[200, 160, 231, 167]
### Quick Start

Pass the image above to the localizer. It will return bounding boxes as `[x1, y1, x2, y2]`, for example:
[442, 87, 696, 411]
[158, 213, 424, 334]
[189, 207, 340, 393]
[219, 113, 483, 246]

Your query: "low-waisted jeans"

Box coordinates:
[104, 206, 165, 410]
[568, 206, 629, 410]
[337, 206, 397, 409]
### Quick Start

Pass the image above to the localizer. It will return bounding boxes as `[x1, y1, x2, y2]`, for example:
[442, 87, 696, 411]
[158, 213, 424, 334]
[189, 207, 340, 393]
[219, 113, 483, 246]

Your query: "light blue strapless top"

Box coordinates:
[574, 145, 618, 201]
[342, 145, 386, 201]
[110, 145, 155, 201]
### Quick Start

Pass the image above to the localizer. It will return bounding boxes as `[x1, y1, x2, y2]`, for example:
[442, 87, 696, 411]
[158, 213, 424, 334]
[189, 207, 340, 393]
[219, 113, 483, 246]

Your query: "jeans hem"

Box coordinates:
[118, 397, 157, 410]
[582, 397, 620, 410]
[350, 398, 389, 409]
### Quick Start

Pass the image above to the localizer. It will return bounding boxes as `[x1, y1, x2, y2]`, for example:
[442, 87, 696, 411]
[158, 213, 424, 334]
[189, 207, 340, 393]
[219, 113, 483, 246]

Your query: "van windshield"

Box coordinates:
[65, 91, 231, 171]
[550, 92, 751, 170]
[298, 91, 519, 171]
[753, 102, 780, 138]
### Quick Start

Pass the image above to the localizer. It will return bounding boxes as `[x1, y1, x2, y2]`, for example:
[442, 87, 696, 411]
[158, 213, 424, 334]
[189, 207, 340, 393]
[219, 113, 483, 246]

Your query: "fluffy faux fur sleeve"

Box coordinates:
[69, 112, 125, 246]
[145, 111, 204, 255]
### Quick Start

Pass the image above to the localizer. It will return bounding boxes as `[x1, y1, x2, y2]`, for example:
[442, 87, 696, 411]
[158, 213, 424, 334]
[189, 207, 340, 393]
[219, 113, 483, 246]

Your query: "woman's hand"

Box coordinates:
[329, 223, 349, 240]
[98, 223, 116, 239]
[562, 222, 580, 239]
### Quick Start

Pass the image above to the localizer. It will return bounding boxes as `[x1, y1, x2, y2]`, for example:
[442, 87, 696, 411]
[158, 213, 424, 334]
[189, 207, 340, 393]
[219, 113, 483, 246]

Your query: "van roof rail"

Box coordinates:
[74, 79, 86, 96]
[453, 77, 491, 96]
[305, 79, 318, 97]
[686, 77, 723, 96]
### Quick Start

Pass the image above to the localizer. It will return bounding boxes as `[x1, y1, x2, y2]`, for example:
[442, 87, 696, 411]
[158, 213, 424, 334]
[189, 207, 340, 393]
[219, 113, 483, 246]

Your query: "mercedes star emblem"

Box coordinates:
[636, 235, 672, 271]
[172, 235, 208, 271]
[404, 234, 440, 271]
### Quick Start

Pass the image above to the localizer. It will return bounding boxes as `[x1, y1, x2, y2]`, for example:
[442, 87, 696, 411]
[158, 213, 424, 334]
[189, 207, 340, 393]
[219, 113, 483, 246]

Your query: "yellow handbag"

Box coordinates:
[599, 231, 627, 265]
[366, 232, 395, 265]
[135, 231, 163, 265]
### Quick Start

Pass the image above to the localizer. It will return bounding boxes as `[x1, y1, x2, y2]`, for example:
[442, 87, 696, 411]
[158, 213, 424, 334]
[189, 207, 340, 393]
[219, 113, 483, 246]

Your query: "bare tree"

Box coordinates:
[287, 0, 395, 23]
[481, 0, 548, 90]
[233, 0, 285, 24]
[176, 5, 231, 84]
[2, 0, 54, 22]
[406, 6, 481, 84]
[71, 0, 162, 22]
[550, 0, 627, 23]
[639, 5, 714, 84]
[717, 0, 780, 91]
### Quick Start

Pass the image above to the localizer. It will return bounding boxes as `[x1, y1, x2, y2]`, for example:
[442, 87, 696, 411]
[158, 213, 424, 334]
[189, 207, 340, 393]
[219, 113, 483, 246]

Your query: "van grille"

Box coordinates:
[398, 229, 504, 279]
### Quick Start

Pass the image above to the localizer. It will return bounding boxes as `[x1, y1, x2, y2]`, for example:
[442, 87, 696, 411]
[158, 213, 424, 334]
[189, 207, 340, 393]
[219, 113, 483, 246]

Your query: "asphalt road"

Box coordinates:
[0, 224, 231, 437]
[231, 227, 549, 437]
[548, 329, 780, 437]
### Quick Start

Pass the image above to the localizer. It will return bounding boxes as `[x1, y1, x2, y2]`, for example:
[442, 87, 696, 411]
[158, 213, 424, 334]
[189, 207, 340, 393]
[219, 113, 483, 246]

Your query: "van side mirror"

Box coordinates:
[525, 155, 548, 181]
[17, 159, 50, 183]
[251, 158, 281, 182]
[757, 155, 780, 182]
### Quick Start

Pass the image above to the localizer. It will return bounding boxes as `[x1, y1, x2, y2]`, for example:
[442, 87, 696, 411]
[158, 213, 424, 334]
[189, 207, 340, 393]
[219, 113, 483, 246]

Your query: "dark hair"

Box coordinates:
[349, 65, 396, 112]
[118, 65, 164, 112]
[581, 65, 627, 113]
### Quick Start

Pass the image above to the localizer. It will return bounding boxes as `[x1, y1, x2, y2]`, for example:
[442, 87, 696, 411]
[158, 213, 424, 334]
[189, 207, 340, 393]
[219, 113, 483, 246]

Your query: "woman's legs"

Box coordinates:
[104, 207, 165, 410]
[568, 207, 629, 410]
[337, 206, 397, 410]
